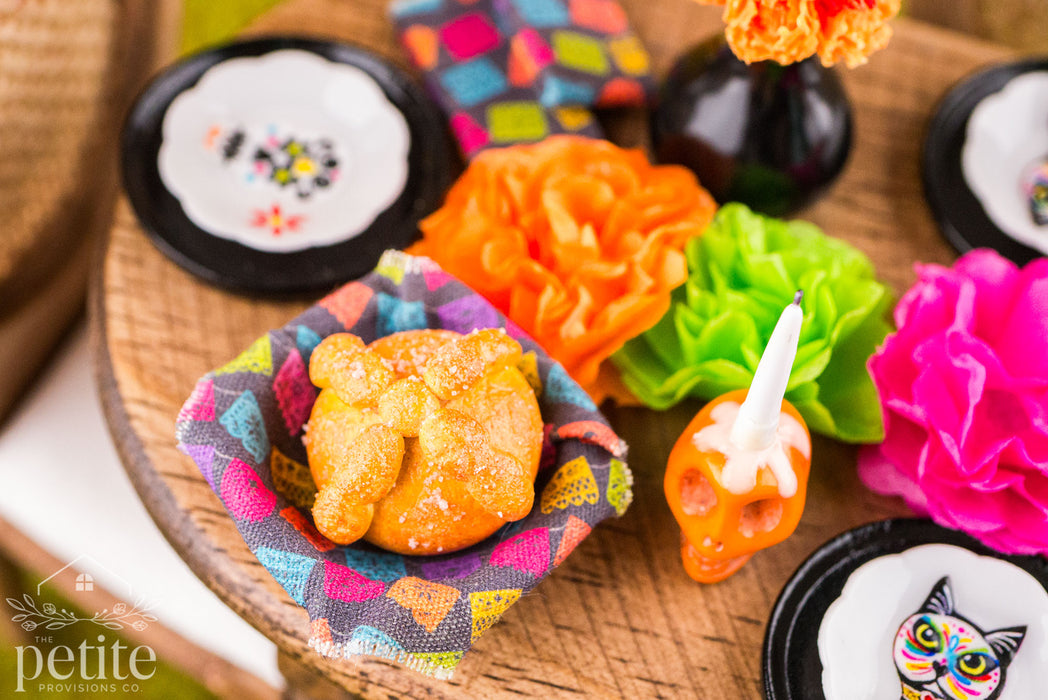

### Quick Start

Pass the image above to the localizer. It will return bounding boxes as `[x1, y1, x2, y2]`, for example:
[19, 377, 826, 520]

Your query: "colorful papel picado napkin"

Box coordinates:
[391, 0, 653, 157]
[175, 250, 632, 678]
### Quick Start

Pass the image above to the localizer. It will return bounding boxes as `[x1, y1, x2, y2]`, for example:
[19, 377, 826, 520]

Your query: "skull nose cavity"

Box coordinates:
[679, 469, 717, 516]
[738, 498, 784, 537]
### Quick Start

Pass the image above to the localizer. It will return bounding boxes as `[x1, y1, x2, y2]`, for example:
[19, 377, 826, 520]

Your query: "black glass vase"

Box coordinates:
[651, 38, 853, 218]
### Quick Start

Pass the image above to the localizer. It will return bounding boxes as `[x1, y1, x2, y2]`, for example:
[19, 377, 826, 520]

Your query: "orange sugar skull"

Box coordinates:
[665, 389, 811, 583]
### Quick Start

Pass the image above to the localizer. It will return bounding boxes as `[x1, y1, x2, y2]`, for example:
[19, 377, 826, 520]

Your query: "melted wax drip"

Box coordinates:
[692, 402, 810, 498]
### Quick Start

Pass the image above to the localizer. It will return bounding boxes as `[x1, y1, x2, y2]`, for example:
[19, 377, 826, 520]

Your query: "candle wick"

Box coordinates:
[793, 289, 804, 306]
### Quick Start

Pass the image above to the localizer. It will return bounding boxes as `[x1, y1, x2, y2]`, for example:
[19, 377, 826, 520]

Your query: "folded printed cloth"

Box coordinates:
[391, 0, 654, 156]
[175, 250, 632, 678]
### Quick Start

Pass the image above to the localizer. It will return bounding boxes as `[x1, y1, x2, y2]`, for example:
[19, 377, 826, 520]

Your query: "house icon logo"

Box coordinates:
[34, 555, 135, 599]
[7, 555, 155, 633]
[76, 573, 93, 593]
[8, 555, 160, 693]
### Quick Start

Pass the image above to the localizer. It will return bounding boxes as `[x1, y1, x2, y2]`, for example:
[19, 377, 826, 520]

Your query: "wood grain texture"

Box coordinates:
[906, 0, 1048, 53]
[93, 2, 1016, 698]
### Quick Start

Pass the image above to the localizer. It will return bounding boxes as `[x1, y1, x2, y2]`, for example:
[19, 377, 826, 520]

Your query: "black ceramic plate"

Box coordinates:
[122, 37, 454, 295]
[762, 518, 1048, 700]
[923, 59, 1048, 266]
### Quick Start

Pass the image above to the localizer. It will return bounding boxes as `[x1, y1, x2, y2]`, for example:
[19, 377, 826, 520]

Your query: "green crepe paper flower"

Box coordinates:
[612, 203, 893, 443]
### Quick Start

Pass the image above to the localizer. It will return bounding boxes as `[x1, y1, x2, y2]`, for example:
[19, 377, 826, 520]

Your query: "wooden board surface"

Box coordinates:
[908, 0, 1048, 53]
[92, 2, 1015, 697]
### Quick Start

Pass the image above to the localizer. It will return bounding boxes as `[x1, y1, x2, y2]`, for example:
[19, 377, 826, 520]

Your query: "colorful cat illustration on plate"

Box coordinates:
[893, 577, 1026, 700]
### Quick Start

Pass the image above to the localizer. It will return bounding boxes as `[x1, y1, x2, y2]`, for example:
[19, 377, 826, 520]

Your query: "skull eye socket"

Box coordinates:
[738, 498, 784, 537]
[679, 469, 717, 516]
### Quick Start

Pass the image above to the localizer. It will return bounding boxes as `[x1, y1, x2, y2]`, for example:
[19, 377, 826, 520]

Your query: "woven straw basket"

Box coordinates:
[0, 0, 155, 420]
[0, 0, 120, 310]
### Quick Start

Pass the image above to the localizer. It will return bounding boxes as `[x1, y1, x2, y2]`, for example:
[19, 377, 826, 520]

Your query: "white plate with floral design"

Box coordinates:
[122, 37, 453, 294]
[923, 59, 1048, 266]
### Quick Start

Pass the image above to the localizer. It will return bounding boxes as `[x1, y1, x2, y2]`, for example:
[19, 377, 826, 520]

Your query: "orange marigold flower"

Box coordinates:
[695, 0, 900, 67]
[409, 136, 717, 400]
[815, 0, 899, 67]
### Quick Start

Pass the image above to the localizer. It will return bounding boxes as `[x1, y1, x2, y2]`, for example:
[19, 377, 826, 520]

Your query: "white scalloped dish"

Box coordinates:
[962, 71, 1048, 256]
[818, 544, 1048, 700]
[157, 49, 410, 253]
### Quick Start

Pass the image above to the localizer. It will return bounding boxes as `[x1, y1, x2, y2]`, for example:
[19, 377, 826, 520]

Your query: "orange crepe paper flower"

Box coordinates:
[695, 0, 901, 67]
[409, 136, 717, 401]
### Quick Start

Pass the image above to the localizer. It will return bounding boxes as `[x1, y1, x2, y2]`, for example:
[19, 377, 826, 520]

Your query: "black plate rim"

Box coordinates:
[762, 517, 1048, 700]
[922, 58, 1048, 266]
[120, 35, 455, 296]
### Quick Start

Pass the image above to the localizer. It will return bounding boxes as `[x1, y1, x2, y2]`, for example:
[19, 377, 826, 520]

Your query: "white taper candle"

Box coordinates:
[729, 290, 804, 452]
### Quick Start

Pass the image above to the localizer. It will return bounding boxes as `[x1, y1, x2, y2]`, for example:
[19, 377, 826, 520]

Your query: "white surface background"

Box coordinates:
[0, 322, 281, 689]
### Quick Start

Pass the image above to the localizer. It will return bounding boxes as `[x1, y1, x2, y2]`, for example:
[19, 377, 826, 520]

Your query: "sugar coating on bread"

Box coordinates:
[304, 329, 543, 554]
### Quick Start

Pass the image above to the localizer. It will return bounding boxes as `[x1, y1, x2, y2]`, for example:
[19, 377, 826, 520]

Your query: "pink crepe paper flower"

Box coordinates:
[859, 249, 1048, 555]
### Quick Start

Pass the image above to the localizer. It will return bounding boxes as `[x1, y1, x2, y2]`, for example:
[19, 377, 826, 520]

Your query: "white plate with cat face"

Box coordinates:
[122, 37, 453, 294]
[763, 519, 1048, 700]
[821, 546, 1045, 700]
